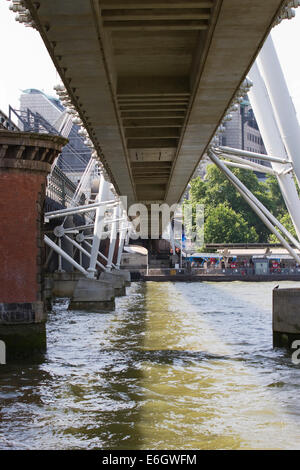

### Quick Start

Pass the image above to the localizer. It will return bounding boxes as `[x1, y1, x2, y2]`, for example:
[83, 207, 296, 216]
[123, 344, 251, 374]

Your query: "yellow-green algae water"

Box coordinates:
[1, 281, 300, 450]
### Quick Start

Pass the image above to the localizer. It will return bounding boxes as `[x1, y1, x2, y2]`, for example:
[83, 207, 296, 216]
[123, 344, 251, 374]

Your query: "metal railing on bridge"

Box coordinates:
[7, 106, 94, 208]
[46, 166, 85, 208]
[0, 109, 19, 131]
[8, 106, 92, 177]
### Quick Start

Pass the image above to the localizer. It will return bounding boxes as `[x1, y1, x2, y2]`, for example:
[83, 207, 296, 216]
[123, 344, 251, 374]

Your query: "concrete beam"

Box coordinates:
[25, 0, 285, 206]
[165, 0, 285, 204]
[100, 1, 214, 9]
[104, 21, 209, 31]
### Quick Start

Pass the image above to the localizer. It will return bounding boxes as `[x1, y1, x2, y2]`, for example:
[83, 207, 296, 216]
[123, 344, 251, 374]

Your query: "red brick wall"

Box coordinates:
[0, 171, 46, 303]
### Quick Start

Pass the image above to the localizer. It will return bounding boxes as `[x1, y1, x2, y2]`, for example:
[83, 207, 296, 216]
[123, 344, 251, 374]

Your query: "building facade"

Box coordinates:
[221, 97, 267, 159]
[192, 96, 269, 183]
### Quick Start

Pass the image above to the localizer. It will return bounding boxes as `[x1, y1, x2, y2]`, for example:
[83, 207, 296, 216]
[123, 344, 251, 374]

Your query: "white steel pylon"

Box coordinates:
[248, 39, 300, 240]
[207, 7, 300, 262]
[87, 174, 110, 278]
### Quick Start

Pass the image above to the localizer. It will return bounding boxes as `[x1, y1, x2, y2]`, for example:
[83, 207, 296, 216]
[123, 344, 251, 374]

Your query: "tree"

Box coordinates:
[186, 165, 275, 243]
[204, 203, 259, 244]
[269, 212, 298, 244]
[189, 176, 207, 203]
[264, 175, 286, 219]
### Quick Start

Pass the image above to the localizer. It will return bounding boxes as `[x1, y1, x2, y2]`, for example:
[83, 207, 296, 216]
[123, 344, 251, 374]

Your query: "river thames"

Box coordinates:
[1, 281, 300, 450]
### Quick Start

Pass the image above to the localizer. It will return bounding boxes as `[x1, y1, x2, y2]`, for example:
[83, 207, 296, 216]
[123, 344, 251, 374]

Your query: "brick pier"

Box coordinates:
[0, 130, 67, 357]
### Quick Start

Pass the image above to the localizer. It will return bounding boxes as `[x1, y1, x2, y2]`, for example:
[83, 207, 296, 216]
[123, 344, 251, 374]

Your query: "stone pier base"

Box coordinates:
[273, 287, 300, 348]
[114, 286, 126, 297]
[69, 278, 115, 312]
[115, 269, 131, 286]
[44, 278, 54, 311]
[0, 301, 46, 324]
[49, 272, 85, 298]
[0, 324, 46, 359]
[0, 302, 47, 358]
[100, 271, 126, 296]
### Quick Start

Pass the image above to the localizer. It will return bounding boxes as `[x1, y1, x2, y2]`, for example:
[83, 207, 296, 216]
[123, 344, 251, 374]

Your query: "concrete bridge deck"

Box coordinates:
[25, 0, 285, 206]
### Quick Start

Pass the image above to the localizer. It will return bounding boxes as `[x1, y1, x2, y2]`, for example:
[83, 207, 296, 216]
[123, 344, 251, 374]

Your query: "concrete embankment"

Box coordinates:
[142, 274, 300, 282]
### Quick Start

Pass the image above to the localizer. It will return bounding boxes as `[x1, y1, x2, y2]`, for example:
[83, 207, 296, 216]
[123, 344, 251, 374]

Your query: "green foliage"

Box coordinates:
[269, 212, 297, 244]
[204, 203, 259, 243]
[185, 164, 293, 245]
[264, 175, 286, 218]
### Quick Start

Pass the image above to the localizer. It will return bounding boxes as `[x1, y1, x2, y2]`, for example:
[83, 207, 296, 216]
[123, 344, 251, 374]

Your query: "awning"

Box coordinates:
[190, 253, 223, 259]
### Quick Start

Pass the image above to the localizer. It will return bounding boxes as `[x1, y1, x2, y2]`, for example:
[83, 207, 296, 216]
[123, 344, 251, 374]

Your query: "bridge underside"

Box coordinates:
[26, 0, 284, 206]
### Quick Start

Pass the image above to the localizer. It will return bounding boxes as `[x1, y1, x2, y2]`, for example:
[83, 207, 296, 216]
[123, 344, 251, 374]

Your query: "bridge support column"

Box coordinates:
[116, 211, 128, 269]
[106, 204, 119, 271]
[113, 269, 131, 286]
[69, 278, 115, 312]
[273, 287, 300, 348]
[87, 174, 110, 279]
[100, 271, 127, 296]
[0, 131, 67, 358]
[46, 272, 84, 298]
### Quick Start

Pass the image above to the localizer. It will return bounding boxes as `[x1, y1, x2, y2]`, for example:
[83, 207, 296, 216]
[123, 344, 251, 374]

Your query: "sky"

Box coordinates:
[1, 1, 300, 120]
[0, 0, 58, 116]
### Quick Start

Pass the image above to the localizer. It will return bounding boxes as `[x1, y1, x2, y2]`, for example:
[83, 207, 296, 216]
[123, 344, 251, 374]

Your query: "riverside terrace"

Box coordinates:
[123, 245, 300, 281]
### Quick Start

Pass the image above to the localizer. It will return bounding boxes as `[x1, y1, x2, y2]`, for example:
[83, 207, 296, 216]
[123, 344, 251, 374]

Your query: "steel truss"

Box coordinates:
[208, 25, 300, 264]
[44, 160, 131, 277]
